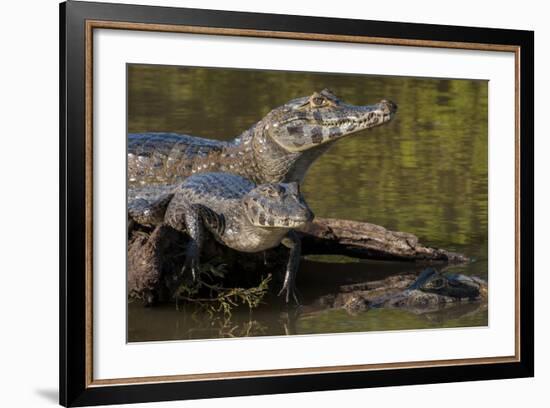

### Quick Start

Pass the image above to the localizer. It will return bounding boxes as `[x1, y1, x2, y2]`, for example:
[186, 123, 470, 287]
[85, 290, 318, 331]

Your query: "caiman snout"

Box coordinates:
[288, 203, 314, 227]
[379, 99, 398, 114]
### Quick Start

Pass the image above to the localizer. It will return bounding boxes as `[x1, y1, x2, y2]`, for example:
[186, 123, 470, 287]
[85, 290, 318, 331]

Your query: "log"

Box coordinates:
[299, 218, 470, 263]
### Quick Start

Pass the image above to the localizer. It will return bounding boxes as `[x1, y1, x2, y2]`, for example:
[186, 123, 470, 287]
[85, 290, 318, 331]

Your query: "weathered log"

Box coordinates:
[299, 218, 470, 263]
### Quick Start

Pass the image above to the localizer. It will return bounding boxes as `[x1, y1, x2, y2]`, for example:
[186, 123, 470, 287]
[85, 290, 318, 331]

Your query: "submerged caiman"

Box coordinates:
[314, 267, 487, 314]
[128, 89, 397, 187]
[128, 172, 314, 303]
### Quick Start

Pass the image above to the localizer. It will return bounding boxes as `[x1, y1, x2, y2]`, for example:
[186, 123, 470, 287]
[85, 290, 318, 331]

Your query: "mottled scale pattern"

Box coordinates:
[128, 133, 235, 186]
[127, 183, 177, 203]
[165, 173, 255, 236]
[178, 172, 256, 201]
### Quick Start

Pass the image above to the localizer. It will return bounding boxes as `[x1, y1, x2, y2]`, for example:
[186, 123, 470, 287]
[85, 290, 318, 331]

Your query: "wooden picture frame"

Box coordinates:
[60, 1, 534, 406]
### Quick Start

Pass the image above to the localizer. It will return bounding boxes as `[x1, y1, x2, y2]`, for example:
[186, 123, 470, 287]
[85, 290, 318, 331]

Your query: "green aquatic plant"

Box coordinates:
[173, 260, 272, 318]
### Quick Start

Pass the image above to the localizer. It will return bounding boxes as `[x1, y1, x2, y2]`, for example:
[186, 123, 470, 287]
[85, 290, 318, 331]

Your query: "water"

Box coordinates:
[127, 65, 488, 342]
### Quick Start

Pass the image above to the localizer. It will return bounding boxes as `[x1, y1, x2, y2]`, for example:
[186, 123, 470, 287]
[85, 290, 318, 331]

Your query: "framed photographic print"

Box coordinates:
[59, 0, 534, 406]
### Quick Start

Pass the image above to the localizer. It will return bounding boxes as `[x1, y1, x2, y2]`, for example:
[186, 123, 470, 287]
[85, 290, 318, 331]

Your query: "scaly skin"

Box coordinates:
[128, 89, 397, 187]
[128, 173, 314, 303]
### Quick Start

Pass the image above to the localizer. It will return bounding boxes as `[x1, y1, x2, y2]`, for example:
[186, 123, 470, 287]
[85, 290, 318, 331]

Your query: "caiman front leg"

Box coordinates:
[278, 231, 302, 305]
[165, 202, 206, 286]
[180, 205, 208, 283]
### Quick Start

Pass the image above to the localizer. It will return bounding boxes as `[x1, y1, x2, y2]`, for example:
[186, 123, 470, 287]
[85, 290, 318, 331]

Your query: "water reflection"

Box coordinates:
[127, 65, 488, 341]
[128, 260, 488, 342]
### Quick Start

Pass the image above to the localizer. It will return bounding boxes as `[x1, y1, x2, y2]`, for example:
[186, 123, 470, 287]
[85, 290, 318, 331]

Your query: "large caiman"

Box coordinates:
[128, 89, 397, 187]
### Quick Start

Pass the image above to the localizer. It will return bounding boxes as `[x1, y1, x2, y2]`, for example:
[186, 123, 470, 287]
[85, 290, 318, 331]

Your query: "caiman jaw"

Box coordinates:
[268, 91, 398, 153]
[320, 100, 397, 133]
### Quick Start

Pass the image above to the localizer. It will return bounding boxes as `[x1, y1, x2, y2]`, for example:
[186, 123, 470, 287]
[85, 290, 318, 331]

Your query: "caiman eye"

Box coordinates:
[311, 96, 326, 107]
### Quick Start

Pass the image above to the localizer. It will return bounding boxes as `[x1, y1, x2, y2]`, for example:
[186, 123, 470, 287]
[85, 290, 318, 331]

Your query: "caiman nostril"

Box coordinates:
[380, 99, 398, 113]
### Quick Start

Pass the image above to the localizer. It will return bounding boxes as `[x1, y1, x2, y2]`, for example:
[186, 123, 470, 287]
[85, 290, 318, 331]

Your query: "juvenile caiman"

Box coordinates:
[128, 172, 314, 303]
[315, 267, 487, 314]
[128, 89, 397, 186]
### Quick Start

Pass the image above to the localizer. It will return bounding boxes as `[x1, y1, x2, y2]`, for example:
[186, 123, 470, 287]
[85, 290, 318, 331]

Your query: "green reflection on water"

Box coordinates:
[296, 304, 488, 335]
[127, 65, 488, 341]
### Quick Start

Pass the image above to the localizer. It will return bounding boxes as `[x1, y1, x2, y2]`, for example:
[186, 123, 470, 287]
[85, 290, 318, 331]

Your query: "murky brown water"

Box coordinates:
[127, 65, 488, 342]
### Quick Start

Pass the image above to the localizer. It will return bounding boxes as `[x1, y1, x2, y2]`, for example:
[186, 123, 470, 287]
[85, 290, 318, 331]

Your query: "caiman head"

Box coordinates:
[261, 88, 397, 153]
[246, 89, 397, 183]
[408, 268, 487, 300]
[242, 182, 314, 228]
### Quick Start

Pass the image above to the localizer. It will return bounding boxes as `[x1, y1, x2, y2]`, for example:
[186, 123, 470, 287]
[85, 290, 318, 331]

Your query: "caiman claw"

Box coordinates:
[181, 253, 199, 282]
[278, 281, 300, 305]
[172, 245, 200, 299]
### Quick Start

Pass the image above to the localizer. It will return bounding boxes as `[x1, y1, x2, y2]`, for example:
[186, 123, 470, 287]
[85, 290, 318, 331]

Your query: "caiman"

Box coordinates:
[128, 89, 397, 186]
[128, 172, 314, 303]
[315, 267, 487, 314]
